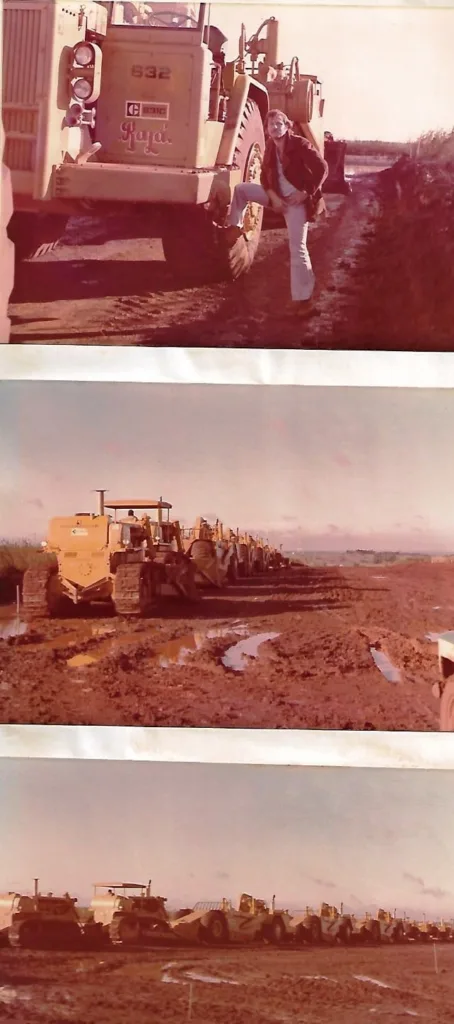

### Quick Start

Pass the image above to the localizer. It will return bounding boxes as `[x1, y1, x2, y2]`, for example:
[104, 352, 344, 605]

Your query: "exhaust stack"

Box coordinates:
[95, 489, 107, 515]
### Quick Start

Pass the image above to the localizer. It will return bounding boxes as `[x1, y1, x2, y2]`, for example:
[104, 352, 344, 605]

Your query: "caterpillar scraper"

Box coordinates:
[87, 881, 171, 946]
[182, 517, 241, 588]
[351, 909, 404, 945]
[289, 902, 353, 945]
[22, 490, 197, 618]
[4, 2, 346, 283]
[0, 879, 85, 950]
[170, 892, 291, 945]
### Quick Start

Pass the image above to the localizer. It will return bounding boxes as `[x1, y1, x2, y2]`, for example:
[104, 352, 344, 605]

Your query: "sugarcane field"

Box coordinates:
[1, 2, 454, 349]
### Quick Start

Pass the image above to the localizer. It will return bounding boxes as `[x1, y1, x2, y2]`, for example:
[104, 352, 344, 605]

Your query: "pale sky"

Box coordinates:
[2, 382, 454, 552]
[1, 759, 454, 917]
[210, 3, 454, 141]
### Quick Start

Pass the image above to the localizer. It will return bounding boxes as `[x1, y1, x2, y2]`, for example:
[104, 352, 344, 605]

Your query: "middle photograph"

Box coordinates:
[1, 380, 451, 732]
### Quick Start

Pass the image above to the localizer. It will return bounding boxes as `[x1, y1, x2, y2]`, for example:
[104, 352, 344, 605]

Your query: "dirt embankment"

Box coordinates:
[0, 561, 449, 730]
[1, 944, 453, 1024]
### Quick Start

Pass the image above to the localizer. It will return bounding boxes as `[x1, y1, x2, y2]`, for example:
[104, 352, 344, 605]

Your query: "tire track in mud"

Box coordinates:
[7, 180, 376, 347]
[0, 563, 443, 729]
[1, 945, 453, 1024]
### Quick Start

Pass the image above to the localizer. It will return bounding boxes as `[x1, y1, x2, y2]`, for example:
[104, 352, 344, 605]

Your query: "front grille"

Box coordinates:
[2, 5, 45, 172]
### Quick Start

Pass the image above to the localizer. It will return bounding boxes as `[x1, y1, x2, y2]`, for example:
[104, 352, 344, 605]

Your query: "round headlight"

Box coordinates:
[73, 42, 94, 67]
[72, 78, 93, 101]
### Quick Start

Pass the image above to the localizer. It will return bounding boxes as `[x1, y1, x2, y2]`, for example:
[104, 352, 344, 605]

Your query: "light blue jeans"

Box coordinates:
[228, 182, 315, 301]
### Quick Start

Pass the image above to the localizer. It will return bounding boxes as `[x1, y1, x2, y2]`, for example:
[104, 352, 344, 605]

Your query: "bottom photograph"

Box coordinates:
[1, 758, 453, 1024]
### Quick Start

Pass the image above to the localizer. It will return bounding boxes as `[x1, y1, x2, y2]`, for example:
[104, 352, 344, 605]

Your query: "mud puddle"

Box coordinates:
[354, 975, 393, 989]
[222, 632, 281, 672]
[370, 646, 401, 683]
[66, 622, 253, 671]
[0, 616, 27, 640]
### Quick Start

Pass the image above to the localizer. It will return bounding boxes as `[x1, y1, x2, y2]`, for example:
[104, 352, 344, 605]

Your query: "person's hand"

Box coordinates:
[286, 190, 309, 207]
[269, 193, 284, 213]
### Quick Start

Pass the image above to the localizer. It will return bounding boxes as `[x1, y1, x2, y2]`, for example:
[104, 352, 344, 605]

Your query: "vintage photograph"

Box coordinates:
[2, 1, 454, 347]
[1, 758, 454, 1023]
[1, 380, 454, 731]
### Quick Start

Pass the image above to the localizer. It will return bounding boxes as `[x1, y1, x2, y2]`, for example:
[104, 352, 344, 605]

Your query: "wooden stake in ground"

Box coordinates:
[433, 942, 439, 974]
[187, 982, 194, 1020]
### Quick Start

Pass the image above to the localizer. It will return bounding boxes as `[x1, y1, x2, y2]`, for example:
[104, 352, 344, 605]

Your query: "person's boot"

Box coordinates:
[223, 225, 244, 248]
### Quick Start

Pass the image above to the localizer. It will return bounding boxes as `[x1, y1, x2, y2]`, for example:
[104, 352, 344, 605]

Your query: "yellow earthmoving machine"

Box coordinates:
[22, 490, 197, 617]
[88, 880, 172, 945]
[0, 878, 84, 949]
[351, 908, 404, 945]
[289, 902, 353, 945]
[182, 516, 240, 588]
[171, 892, 291, 945]
[3, 2, 346, 281]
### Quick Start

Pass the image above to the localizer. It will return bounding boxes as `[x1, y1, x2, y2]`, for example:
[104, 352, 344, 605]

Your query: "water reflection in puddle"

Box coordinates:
[370, 647, 401, 684]
[222, 632, 280, 672]
[0, 617, 27, 640]
[354, 975, 393, 989]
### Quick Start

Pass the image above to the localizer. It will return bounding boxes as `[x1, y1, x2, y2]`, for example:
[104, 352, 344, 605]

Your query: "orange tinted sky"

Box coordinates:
[2, 760, 454, 916]
[211, 3, 454, 141]
[2, 382, 454, 552]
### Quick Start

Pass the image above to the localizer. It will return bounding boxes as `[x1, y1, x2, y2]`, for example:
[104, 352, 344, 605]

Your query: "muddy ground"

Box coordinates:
[4, 159, 396, 349]
[1, 943, 452, 1023]
[0, 560, 450, 730]
[8, 158, 454, 350]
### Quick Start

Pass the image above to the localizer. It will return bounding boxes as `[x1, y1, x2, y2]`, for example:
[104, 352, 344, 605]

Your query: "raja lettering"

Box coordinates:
[119, 120, 172, 156]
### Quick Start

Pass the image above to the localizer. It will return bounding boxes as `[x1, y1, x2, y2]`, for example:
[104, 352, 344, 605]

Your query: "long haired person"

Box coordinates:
[225, 109, 329, 316]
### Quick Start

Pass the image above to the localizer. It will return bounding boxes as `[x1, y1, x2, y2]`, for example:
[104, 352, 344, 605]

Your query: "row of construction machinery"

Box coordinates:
[21, 490, 288, 618]
[3, 2, 349, 283]
[1, 881, 452, 951]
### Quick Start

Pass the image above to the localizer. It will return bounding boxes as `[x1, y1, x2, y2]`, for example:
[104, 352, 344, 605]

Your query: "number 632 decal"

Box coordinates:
[131, 65, 171, 80]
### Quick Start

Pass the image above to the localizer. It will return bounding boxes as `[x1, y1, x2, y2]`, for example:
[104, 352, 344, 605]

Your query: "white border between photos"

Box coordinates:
[0, 726, 454, 768]
[2, 347, 454, 386]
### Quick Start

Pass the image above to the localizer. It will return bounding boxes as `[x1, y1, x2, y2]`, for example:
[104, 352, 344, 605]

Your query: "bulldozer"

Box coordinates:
[289, 902, 353, 945]
[182, 517, 241, 588]
[170, 892, 291, 945]
[22, 490, 197, 617]
[3, 2, 347, 282]
[0, 878, 85, 949]
[88, 880, 172, 945]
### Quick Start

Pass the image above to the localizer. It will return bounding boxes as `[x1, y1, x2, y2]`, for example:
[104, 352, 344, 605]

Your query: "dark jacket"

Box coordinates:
[260, 131, 329, 219]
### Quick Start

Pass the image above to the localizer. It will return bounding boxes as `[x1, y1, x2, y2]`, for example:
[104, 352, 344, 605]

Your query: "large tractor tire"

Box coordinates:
[8, 211, 68, 268]
[440, 678, 454, 730]
[22, 565, 60, 618]
[201, 910, 229, 945]
[113, 563, 155, 617]
[265, 915, 287, 946]
[161, 98, 265, 285]
[308, 915, 322, 945]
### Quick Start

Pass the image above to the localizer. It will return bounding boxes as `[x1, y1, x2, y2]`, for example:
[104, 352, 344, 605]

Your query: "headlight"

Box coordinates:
[72, 78, 93, 101]
[73, 42, 95, 67]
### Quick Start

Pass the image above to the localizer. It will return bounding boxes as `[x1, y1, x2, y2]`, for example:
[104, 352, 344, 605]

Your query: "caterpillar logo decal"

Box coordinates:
[125, 100, 169, 120]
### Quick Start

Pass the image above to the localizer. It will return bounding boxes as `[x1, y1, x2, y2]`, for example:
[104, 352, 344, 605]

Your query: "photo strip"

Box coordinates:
[2, 1, 453, 348]
[1, 757, 454, 1024]
[2, 379, 454, 732]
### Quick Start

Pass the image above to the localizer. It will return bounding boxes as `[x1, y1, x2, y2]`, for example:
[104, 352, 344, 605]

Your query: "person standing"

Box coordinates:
[225, 109, 328, 315]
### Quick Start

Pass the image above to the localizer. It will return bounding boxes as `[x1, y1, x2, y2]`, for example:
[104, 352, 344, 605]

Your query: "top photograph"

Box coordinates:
[2, 0, 453, 349]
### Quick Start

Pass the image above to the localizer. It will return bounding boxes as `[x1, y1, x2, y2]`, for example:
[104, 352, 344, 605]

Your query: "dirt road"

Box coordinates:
[0, 560, 448, 729]
[1, 943, 452, 1024]
[7, 167, 377, 348]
